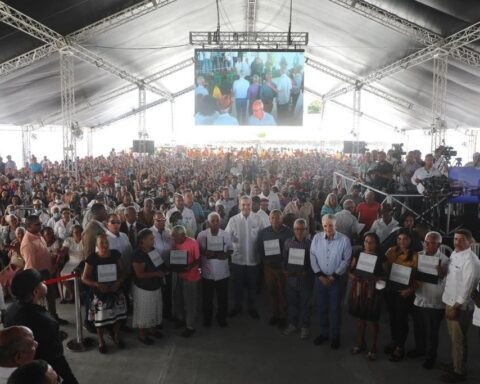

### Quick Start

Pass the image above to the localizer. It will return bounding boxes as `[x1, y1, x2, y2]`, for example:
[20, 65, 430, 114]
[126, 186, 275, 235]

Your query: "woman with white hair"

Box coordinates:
[320, 193, 341, 216]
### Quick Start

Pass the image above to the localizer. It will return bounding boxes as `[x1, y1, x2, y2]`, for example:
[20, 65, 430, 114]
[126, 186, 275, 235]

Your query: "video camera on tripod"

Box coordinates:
[419, 175, 451, 197]
[435, 145, 457, 163]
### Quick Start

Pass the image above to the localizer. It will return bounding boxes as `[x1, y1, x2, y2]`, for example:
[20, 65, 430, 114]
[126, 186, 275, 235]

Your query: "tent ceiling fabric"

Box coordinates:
[0, 0, 478, 129]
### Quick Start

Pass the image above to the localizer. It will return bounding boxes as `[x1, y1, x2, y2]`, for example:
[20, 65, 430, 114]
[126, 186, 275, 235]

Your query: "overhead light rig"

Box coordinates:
[190, 0, 307, 49]
[189, 31, 308, 49]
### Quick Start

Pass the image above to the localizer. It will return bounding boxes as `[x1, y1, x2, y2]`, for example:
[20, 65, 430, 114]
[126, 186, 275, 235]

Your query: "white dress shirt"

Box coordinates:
[442, 248, 480, 310]
[54, 218, 77, 241]
[165, 206, 197, 236]
[259, 191, 281, 211]
[197, 228, 233, 281]
[276, 73, 292, 105]
[225, 212, 264, 266]
[370, 218, 399, 243]
[414, 250, 449, 309]
[255, 209, 270, 228]
[0, 366, 16, 384]
[411, 166, 442, 194]
[106, 229, 132, 270]
[334, 209, 360, 241]
[150, 226, 171, 260]
[232, 77, 249, 99]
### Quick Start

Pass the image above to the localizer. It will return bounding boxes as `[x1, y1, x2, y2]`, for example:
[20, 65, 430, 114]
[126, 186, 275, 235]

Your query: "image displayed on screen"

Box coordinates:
[448, 167, 480, 204]
[194, 49, 304, 126]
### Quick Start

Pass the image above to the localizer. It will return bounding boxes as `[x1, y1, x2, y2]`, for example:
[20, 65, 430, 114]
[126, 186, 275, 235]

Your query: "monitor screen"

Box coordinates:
[194, 49, 304, 126]
[448, 167, 480, 204]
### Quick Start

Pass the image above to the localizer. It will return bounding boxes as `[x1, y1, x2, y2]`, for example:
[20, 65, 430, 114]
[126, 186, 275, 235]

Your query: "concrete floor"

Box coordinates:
[55, 296, 480, 384]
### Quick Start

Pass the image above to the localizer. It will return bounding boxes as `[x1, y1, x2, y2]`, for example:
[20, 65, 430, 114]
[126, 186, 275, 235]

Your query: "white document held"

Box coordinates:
[170, 250, 188, 265]
[356, 252, 377, 274]
[418, 254, 439, 276]
[207, 236, 224, 252]
[288, 248, 305, 266]
[264, 239, 281, 256]
[97, 264, 117, 283]
[148, 250, 163, 268]
[389, 263, 412, 285]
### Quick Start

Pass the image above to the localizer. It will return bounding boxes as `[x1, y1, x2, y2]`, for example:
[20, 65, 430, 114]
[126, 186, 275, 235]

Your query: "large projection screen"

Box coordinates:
[194, 49, 304, 126]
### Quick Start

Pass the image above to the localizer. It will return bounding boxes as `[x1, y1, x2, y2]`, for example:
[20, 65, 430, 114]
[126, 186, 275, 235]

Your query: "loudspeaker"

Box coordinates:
[132, 140, 155, 154]
[343, 141, 367, 154]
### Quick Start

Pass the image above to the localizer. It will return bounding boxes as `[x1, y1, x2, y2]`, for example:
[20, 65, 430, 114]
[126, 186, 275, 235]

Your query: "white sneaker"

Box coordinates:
[283, 324, 297, 335]
[300, 327, 310, 339]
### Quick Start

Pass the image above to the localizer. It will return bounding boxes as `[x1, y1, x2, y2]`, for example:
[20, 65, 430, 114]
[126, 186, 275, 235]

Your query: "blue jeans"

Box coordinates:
[286, 276, 313, 328]
[314, 277, 342, 339]
[231, 264, 259, 311]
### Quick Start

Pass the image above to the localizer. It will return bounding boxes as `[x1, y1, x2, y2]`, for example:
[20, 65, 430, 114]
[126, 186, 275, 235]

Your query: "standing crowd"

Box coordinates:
[0, 147, 479, 384]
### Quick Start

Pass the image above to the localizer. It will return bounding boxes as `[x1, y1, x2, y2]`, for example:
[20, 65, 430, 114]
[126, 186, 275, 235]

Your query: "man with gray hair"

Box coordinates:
[0, 326, 38, 383]
[310, 214, 352, 349]
[410, 231, 449, 369]
[197, 212, 233, 328]
[334, 199, 361, 243]
[225, 195, 265, 319]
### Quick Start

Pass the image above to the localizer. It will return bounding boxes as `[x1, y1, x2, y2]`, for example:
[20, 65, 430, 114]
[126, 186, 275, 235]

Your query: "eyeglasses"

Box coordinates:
[109, 220, 121, 224]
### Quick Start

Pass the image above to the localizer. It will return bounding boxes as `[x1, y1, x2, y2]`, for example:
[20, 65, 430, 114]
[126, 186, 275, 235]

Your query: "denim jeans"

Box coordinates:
[314, 277, 342, 339]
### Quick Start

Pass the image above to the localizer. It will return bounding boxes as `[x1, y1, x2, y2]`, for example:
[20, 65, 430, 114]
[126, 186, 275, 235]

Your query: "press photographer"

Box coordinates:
[366, 151, 394, 193]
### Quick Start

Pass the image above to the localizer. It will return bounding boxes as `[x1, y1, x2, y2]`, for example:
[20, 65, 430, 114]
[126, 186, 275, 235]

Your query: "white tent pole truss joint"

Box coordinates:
[0, 1, 173, 100]
[0, 0, 177, 77]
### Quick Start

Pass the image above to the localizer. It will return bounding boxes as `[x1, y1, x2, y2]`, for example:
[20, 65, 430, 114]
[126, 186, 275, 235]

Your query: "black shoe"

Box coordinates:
[229, 308, 241, 318]
[407, 349, 426, 359]
[98, 344, 108, 354]
[54, 315, 69, 325]
[217, 319, 228, 328]
[268, 317, 278, 326]
[330, 339, 340, 350]
[313, 335, 329, 346]
[277, 318, 287, 329]
[423, 358, 436, 370]
[203, 319, 212, 328]
[181, 328, 195, 338]
[384, 343, 395, 355]
[84, 322, 96, 334]
[248, 309, 260, 319]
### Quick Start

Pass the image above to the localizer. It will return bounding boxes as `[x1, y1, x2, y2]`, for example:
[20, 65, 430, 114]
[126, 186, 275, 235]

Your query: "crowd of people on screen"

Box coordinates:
[0, 147, 479, 384]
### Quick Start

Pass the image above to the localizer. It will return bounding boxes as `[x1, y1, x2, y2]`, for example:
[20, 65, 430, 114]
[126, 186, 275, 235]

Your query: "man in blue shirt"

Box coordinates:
[310, 214, 352, 349]
[247, 100, 277, 126]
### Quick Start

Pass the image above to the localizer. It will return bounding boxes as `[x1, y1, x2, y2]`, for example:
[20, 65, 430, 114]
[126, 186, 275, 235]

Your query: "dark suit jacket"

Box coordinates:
[82, 220, 106, 259]
[120, 221, 147, 247]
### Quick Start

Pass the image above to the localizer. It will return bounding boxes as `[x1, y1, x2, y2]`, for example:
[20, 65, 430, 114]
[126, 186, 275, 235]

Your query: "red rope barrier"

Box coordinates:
[44, 272, 78, 285]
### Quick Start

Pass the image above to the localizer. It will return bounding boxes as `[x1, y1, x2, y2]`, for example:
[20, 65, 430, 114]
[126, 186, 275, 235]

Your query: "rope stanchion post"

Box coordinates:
[66, 274, 95, 352]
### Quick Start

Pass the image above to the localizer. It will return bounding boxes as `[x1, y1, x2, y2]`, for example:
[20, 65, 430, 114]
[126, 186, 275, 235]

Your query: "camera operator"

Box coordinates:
[433, 147, 450, 176]
[399, 151, 421, 193]
[464, 152, 480, 168]
[411, 154, 442, 195]
[367, 151, 394, 193]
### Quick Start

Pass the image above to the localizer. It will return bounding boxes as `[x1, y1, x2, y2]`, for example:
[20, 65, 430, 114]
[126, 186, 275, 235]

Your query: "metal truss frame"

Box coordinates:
[431, 55, 448, 150]
[305, 56, 413, 110]
[21, 125, 32, 166]
[0, 0, 177, 77]
[304, 87, 398, 129]
[42, 57, 194, 125]
[323, 21, 480, 101]
[352, 86, 361, 153]
[189, 31, 308, 48]
[60, 52, 77, 177]
[0, 2, 173, 100]
[329, 0, 480, 67]
[138, 86, 147, 153]
[90, 86, 194, 129]
[246, 0, 257, 33]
